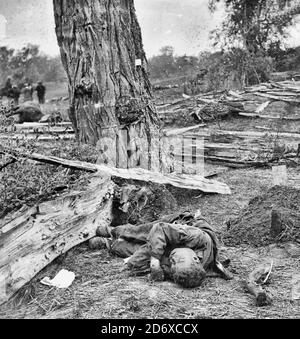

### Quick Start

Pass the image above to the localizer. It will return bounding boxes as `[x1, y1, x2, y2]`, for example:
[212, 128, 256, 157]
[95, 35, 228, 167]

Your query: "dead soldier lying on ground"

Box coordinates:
[92, 211, 233, 288]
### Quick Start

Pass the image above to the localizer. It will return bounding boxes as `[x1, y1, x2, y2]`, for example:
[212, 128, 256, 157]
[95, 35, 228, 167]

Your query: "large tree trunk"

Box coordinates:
[53, 0, 160, 169]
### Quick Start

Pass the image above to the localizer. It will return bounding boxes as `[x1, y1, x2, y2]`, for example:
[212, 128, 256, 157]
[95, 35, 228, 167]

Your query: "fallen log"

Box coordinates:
[7, 122, 73, 130]
[204, 155, 285, 169]
[153, 84, 179, 91]
[0, 147, 232, 195]
[0, 175, 115, 305]
[0, 134, 76, 142]
[163, 124, 206, 137]
[254, 92, 300, 104]
[2, 128, 75, 135]
[163, 127, 299, 169]
[227, 90, 251, 101]
[211, 129, 300, 140]
[187, 128, 300, 139]
[264, 91, 300, 97]
[238, 112, 300, 121]
[255, 126, 300, 134]
[187, 129, 300, 150]
[157, 97, 191, 109]
[186, 129, 300, 166]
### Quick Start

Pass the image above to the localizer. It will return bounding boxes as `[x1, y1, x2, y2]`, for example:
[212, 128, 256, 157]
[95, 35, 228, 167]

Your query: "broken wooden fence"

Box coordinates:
[2, 121, 300, 170]
[1, 123, 205, 177]
[100, 129, 205, 176]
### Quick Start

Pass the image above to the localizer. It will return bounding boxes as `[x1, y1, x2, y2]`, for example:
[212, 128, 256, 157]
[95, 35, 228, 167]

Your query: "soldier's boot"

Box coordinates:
[150, 257, 165, 282]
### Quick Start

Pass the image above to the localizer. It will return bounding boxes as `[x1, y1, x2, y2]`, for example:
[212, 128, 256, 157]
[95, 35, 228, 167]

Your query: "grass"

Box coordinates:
[0, 137, 99, 219]
[0, 80, 299, 319]
[0, 166, 299, 319]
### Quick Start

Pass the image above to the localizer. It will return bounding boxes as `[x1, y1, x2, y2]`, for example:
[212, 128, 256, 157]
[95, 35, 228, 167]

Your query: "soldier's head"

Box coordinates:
[170, 248, 206, 288]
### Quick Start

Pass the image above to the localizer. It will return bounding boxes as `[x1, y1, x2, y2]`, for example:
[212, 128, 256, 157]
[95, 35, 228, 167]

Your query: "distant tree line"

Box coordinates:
[148, 44, 300, 92]
[0, 44, 67, 87]
[207, 0, 300, 87]
[209, 0, 300, 55]
[148, 46, 201, 80]
[148, 0, 300, 91]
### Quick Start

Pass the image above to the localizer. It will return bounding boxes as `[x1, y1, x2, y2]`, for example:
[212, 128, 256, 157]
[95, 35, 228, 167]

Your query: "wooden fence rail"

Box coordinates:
[2, 120, 300, 171]
[0, 122, 206, 176]
[96, 126, 205, 176]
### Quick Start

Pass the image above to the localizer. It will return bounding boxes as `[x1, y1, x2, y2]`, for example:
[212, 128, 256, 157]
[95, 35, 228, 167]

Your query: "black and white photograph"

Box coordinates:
[0, 0, 299, 321]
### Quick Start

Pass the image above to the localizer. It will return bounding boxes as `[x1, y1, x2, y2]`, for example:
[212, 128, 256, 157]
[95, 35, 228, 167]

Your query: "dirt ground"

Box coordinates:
[1, 165, 299, 319]
[223, 185, 300, 247]
[0, 84, 299, 319]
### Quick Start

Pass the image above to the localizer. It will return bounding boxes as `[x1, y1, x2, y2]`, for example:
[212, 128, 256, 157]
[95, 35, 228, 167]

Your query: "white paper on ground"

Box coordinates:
[40, 269, 76, 289]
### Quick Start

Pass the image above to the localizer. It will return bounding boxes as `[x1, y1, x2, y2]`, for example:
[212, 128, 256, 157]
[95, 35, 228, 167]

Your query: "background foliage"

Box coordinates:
[0, 44, 66, 86]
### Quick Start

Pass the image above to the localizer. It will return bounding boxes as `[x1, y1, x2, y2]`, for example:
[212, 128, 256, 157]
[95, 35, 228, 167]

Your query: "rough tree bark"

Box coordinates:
[53, 0, 160, 169]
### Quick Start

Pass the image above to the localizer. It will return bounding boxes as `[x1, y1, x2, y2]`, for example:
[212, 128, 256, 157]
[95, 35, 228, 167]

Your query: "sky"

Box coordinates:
[0, 0, 299, 58]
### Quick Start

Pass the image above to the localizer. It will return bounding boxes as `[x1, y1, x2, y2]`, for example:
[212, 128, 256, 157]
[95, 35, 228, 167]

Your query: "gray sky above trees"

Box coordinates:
[0, 0, 299, 57]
